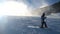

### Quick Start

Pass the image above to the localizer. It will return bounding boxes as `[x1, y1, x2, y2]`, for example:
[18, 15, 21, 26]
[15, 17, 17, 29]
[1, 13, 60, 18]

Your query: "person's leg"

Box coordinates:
[40, 22, 44, 28]
[44, 22, 48, 28]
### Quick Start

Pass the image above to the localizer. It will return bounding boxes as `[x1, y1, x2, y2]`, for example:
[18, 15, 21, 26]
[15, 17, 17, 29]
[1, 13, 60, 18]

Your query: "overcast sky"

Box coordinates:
[0, 0, 60, 18]
[0, 0, 60, 9]
[22, 0, 60, 9]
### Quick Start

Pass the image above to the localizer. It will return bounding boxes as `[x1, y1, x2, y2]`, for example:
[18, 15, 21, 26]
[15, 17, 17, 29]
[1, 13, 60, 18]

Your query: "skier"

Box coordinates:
[40, 13, 48, 28]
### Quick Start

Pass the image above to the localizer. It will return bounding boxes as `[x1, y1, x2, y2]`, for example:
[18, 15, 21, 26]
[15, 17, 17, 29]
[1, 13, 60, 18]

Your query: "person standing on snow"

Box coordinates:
[40, 13, 48, 28]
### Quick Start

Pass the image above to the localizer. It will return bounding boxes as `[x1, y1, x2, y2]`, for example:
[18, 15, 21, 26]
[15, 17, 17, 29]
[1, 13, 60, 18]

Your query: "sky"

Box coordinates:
[0, 0, 60, 9]
[0, 0, 33, 16]
[0, 0, 60, 18]
[22, 0, 60, 9]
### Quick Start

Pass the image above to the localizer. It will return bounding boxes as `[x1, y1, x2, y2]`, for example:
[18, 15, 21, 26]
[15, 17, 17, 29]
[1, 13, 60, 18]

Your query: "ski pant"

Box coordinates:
[41, 21, 47, 28]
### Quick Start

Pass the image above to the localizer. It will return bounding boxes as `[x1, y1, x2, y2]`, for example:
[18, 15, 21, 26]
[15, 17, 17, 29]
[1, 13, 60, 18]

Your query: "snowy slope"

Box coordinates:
[0, 16, 60, 34]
